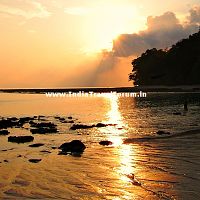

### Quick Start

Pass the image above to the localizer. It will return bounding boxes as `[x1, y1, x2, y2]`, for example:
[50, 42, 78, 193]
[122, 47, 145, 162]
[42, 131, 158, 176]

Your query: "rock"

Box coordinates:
[59, 117, 65, 121]
[18, 117, 34, 124]
[28, 143, 44, 147]
[95, 123, 107, 128]
[28, 159, 42, 163]
[68, 116, 73, 119]
[7, 117, 18, 121]
[99, 141, 113, 146]
[30, 127, 58, 134]
[30, 122, 57, 128]
[0, 119, 18, 129]
[70, 124, 94, 130]
[67, 120, 74, 123]
[58, 140, 86, 154]
[156, 131, 171, 135]
[8, 136, 34, 143]
[173, 112, 182, 115]
[54, 116, 61, 119]
[0, 130, 9, 135]
[4, 160, 8, 163]
[40, 150, 51, 153]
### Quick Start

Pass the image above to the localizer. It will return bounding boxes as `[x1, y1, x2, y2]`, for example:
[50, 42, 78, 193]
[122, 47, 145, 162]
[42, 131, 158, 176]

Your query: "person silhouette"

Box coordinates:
[184, 100, 188, 111]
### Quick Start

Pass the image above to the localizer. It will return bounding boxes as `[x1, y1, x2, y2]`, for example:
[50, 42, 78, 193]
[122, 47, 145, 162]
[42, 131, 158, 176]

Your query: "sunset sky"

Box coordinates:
[0, 0, 200, 88]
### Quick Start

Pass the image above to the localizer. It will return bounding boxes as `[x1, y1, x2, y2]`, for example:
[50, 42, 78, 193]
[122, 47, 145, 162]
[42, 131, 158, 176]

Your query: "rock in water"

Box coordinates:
[0, 130, 9, 135]
[8, 136, 34, 143]
[29, 159, 42, 163]
[28, 143, 44, 147]
[70, 124, 94, 130]
[99, 141, 113, 146]
[59, 140, 86, 154]
[30, 127, 58, 134]
[173, 112, 182, 115]
[156, 131, 171, 135]
[95, 123, 107, 128]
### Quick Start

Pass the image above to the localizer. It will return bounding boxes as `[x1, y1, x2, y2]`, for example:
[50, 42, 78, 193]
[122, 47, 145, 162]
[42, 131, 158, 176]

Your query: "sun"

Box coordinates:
[81, 3, 141, 53]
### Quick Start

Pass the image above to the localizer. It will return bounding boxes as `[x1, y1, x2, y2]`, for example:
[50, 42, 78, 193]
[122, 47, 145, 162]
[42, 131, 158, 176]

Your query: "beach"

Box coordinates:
[0, 92, 200, 199]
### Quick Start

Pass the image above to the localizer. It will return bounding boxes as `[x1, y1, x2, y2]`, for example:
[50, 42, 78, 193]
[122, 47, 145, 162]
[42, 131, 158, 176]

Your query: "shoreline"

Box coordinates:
[0, 85, 200, 94]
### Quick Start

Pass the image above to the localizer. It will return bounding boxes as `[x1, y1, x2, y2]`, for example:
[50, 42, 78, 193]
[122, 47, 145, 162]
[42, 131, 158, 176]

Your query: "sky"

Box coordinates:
[0, 0, 200, 88]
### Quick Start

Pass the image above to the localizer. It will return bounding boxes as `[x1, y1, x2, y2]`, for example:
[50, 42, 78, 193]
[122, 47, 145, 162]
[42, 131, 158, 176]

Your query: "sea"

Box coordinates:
[0, 91, 200, 199]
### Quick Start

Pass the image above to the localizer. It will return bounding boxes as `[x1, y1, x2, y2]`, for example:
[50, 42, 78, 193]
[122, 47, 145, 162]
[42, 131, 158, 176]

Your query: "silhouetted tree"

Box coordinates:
[129, 29, 200, 86]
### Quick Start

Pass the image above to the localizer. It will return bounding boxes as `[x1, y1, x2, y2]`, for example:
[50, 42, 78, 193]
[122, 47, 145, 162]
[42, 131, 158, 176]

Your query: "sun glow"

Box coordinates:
[81, 4, 141, 52]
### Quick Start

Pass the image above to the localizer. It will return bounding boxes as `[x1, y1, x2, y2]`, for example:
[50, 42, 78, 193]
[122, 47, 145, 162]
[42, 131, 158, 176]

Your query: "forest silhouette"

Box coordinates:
[129, 29, 200, 86]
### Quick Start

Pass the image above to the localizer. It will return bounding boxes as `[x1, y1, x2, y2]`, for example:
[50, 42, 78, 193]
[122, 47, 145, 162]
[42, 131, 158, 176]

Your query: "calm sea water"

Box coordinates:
[0, 92, 200, 199]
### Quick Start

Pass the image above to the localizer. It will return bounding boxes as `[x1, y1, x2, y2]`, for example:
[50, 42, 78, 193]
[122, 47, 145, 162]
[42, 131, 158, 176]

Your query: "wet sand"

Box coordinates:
[0, 115, 200, 199]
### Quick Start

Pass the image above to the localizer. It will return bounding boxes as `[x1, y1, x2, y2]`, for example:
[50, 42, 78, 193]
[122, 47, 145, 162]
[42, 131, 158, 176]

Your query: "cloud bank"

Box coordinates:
[113, 6, 200, 57]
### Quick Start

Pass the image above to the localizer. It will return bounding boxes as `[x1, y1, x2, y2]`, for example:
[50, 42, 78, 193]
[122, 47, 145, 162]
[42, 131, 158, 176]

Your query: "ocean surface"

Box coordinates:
[0, 92, 200, 199]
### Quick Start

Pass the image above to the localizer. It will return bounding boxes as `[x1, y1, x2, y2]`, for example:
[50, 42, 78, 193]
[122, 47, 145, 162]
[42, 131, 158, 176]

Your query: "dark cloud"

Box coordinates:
[113, 8, 200, 57]
[188, 6, 200, 24]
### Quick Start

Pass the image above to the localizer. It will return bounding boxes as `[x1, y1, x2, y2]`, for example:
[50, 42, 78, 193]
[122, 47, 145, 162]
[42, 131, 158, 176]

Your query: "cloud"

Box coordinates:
[0, 0, 51, 19]
[188, 6, 200, 24]
[113, 8, 200, 57]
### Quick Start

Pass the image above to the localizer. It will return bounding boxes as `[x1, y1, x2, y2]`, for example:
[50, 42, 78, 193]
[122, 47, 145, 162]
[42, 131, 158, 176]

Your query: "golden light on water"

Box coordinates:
[102, 93, 134, 184]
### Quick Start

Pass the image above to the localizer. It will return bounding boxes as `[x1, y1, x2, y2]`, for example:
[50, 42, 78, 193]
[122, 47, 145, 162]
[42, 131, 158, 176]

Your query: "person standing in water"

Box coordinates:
[184, 100, 188, 111]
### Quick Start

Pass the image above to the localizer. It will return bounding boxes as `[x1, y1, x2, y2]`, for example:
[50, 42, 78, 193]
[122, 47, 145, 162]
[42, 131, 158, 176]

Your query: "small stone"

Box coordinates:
[28, 159, 42, 163]
[29, 143, 44, 147]
[156, 131, 171, 135]
[99, 141, 113, 146]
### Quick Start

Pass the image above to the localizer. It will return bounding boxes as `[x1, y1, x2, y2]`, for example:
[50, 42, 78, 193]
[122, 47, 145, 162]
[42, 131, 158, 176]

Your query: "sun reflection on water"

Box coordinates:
[102, 93, 135, 184]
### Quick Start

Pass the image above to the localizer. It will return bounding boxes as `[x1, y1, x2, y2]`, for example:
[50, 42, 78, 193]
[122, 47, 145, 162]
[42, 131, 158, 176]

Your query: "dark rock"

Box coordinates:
[7, 117, 18, 121]
[59, 117, 65, 121]
[30, 127, 58, 134]
[29, 121, 36, 125]
[99, 140, 113, 146]
[156, 131, 171, 135]
[17, 155, 22, 157]
[173, 112, 182, 115]
[18, 117, 34, 124]
[59, 140, 86, 154]
[0, 119, 19, 129]
[0, 130, 9, 135]
[4, 160, 8, 163]
[40, 150, 51, 153]
[95, 123, 107, 128]
[29, 143, 44, 147]
[70, 124, 94, 130]
[38, 115, 45, 118]
[30, 122, 57, 128]
[54, 116, 61, 119]
[51, 146, 57, 149]
[28, 159, 41, 163]
[68, 116, 73, 119]
[8, 136, 34, 143]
